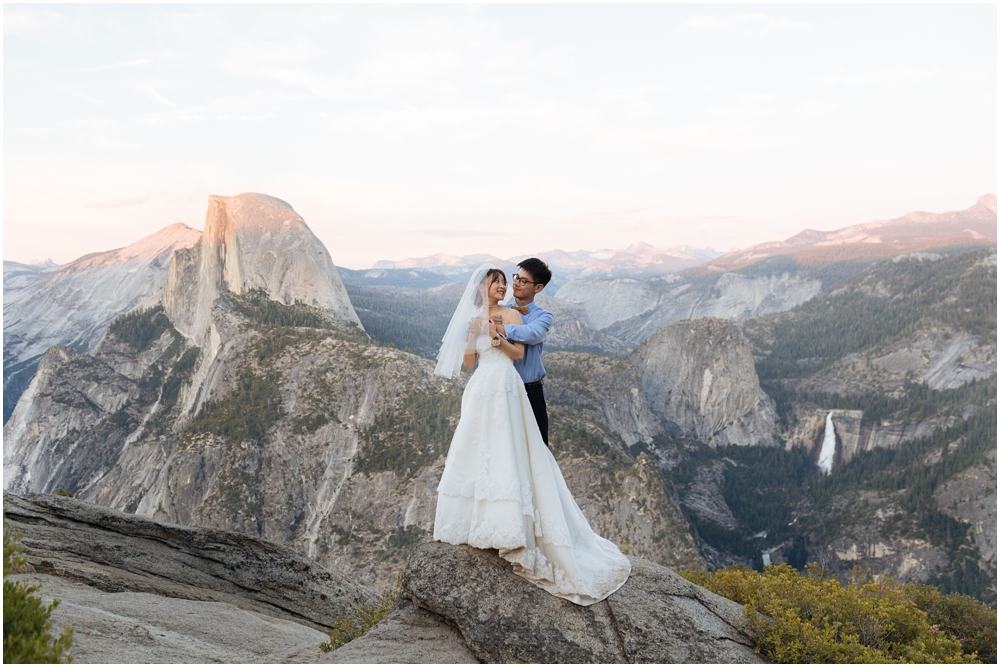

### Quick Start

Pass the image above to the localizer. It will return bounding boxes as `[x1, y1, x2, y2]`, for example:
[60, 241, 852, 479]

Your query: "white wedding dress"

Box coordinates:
[434, 333, 631, 605]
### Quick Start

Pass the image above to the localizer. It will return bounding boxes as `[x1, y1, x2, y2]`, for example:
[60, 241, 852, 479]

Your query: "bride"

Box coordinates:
[432, 265, 631, 606]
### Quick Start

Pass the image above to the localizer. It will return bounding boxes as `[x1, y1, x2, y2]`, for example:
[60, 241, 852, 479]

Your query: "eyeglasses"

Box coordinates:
[512, 276, 538, 286]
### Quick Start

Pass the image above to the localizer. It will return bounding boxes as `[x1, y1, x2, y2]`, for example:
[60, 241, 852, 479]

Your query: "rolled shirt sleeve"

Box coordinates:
[504, 310, 553, 345]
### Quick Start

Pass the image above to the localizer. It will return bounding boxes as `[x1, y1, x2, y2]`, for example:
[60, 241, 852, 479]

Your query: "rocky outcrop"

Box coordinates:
[9, 571, 332, 664]
[163, 193, 360, 346]
[784, 406, 970, 470]
[392, 541, 761, 663]
[544, 352, 663, 449]
[557, 272, 822, 345]
[536, 294, 632, 357]
[3, 492, 760, 664]
[934, 449, 998, 577]
[321, 598, 477, 664]
[556, 277, 663, 330]
[3, 224, 200, 423]
[792, 327, 996, 396]
[816, 531, 949, 584]
[679, 460, 741, 531]
[3, 344, 145, 495]
[3, 493, 375, 630]
[631, 318, 779, 447]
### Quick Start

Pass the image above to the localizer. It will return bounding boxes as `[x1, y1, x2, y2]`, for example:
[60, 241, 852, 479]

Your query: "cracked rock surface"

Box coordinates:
[8, 572, 330, 663]
[3, 492, 375, 633]
[4, 493, 762, 663]
[398, 541, 763, 663]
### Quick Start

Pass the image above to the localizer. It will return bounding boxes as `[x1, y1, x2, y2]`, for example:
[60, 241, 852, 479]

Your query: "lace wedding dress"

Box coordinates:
[434, 333, 631, 605]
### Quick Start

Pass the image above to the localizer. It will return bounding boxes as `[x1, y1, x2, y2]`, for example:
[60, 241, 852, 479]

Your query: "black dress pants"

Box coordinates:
[524, 382, 549, 446]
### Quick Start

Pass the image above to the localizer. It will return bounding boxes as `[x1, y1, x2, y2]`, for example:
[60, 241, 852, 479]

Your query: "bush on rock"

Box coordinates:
[319, 573, 401, 652]
[683, 563, 995, 663]
[3, 517, 73, 664]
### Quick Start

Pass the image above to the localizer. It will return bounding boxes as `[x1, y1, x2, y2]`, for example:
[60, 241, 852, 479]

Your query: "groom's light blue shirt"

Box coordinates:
[501, 300, 553, 384]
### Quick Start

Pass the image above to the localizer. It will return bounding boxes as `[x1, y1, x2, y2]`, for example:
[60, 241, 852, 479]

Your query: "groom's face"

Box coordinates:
[512, 268, 543, 300]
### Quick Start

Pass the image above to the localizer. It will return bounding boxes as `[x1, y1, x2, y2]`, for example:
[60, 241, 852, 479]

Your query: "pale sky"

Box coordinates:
[3, 3, 996, 269]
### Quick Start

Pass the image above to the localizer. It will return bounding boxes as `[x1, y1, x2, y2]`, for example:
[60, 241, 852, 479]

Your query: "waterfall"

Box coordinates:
[817, 411, 836, 474]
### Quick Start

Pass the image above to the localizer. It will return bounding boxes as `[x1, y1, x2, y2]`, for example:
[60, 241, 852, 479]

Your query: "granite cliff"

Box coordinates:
[631, 318, 779, 448]
[558, 272, 822, 345]
[163, 193, 360, 347]
[3, 224, 201, 422]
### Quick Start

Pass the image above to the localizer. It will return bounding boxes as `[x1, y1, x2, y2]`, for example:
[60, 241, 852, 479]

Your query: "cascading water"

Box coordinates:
[817, 411, 836, 474]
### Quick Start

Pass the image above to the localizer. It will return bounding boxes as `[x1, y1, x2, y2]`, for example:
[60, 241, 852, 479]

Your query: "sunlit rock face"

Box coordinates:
[631, 318, 779, 448]
[164, 193, 361, 346]
[3, 223, 201, 423]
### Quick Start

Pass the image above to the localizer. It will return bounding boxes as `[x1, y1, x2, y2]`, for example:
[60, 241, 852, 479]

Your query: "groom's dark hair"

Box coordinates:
[518, 258, 551, 287]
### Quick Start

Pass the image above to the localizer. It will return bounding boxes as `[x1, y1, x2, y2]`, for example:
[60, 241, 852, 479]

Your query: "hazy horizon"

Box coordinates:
[4, 3, 996, 269]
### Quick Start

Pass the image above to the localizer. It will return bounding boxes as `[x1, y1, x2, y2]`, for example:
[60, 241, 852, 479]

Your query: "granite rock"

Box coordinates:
[631, 318, 779, 447]
[401, 541, 762, 664]
[3, 492, 375, 632]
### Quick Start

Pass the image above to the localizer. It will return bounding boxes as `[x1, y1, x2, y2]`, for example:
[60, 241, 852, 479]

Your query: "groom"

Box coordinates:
[493, 258, 554, 446]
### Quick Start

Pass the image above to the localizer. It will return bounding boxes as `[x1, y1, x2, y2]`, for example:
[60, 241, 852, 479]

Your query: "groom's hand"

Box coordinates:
[490, 313, 506, 336]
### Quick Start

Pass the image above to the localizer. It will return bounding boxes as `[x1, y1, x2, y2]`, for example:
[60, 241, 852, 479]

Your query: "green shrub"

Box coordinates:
[3, 517, 73, 664]
[319, 573, 401, 652]
[355, 389, 461, 479]
[903, 582, 997, 663]
[184, 366, 285, 445]
[229, 289, 339, 330]
[682, 563, 992, 663]
[107, 305, 171, 352]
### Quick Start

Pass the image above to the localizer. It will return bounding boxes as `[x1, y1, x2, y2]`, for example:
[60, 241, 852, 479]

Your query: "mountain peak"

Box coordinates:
[54, 223, 201, 274]
[204, 193, 306, 244]
[978, 193, 997, 215]
[165, 193, 361, 346]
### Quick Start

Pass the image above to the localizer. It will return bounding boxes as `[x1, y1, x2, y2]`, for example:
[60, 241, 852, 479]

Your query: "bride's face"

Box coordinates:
[488, 275, 507, 303]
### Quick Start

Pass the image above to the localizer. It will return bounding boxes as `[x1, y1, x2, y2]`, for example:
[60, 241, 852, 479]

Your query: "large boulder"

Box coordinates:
[2, 492, 374, 632]
[395, 541, 763, 663]
[631, 317, 779, 447]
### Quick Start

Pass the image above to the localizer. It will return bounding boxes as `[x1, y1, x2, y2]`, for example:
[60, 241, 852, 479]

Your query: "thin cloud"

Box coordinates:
[594, 207, 653, 216]
[819, 66, 944, 87]
[84, 58, 150, 72]
[139, 85, 178, 109]
[3, 7, 62, 36]
[684, 13, 809, 34]
[418, 229, 516, 238]
[61, 86, 111, 107]
[85, 195, 153, 209]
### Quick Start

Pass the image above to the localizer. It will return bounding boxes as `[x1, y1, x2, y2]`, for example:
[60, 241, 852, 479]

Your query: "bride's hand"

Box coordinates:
[468, 315, 489, 335]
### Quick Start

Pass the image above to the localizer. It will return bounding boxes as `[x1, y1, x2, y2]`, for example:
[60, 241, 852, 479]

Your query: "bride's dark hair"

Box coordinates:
[474, 268, 506, 307]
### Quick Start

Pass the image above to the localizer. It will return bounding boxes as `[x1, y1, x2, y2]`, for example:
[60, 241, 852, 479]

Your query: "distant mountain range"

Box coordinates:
[370, 242, 722, 289]
[360, 195, 996, 289]
[695, 194, 997, 274]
